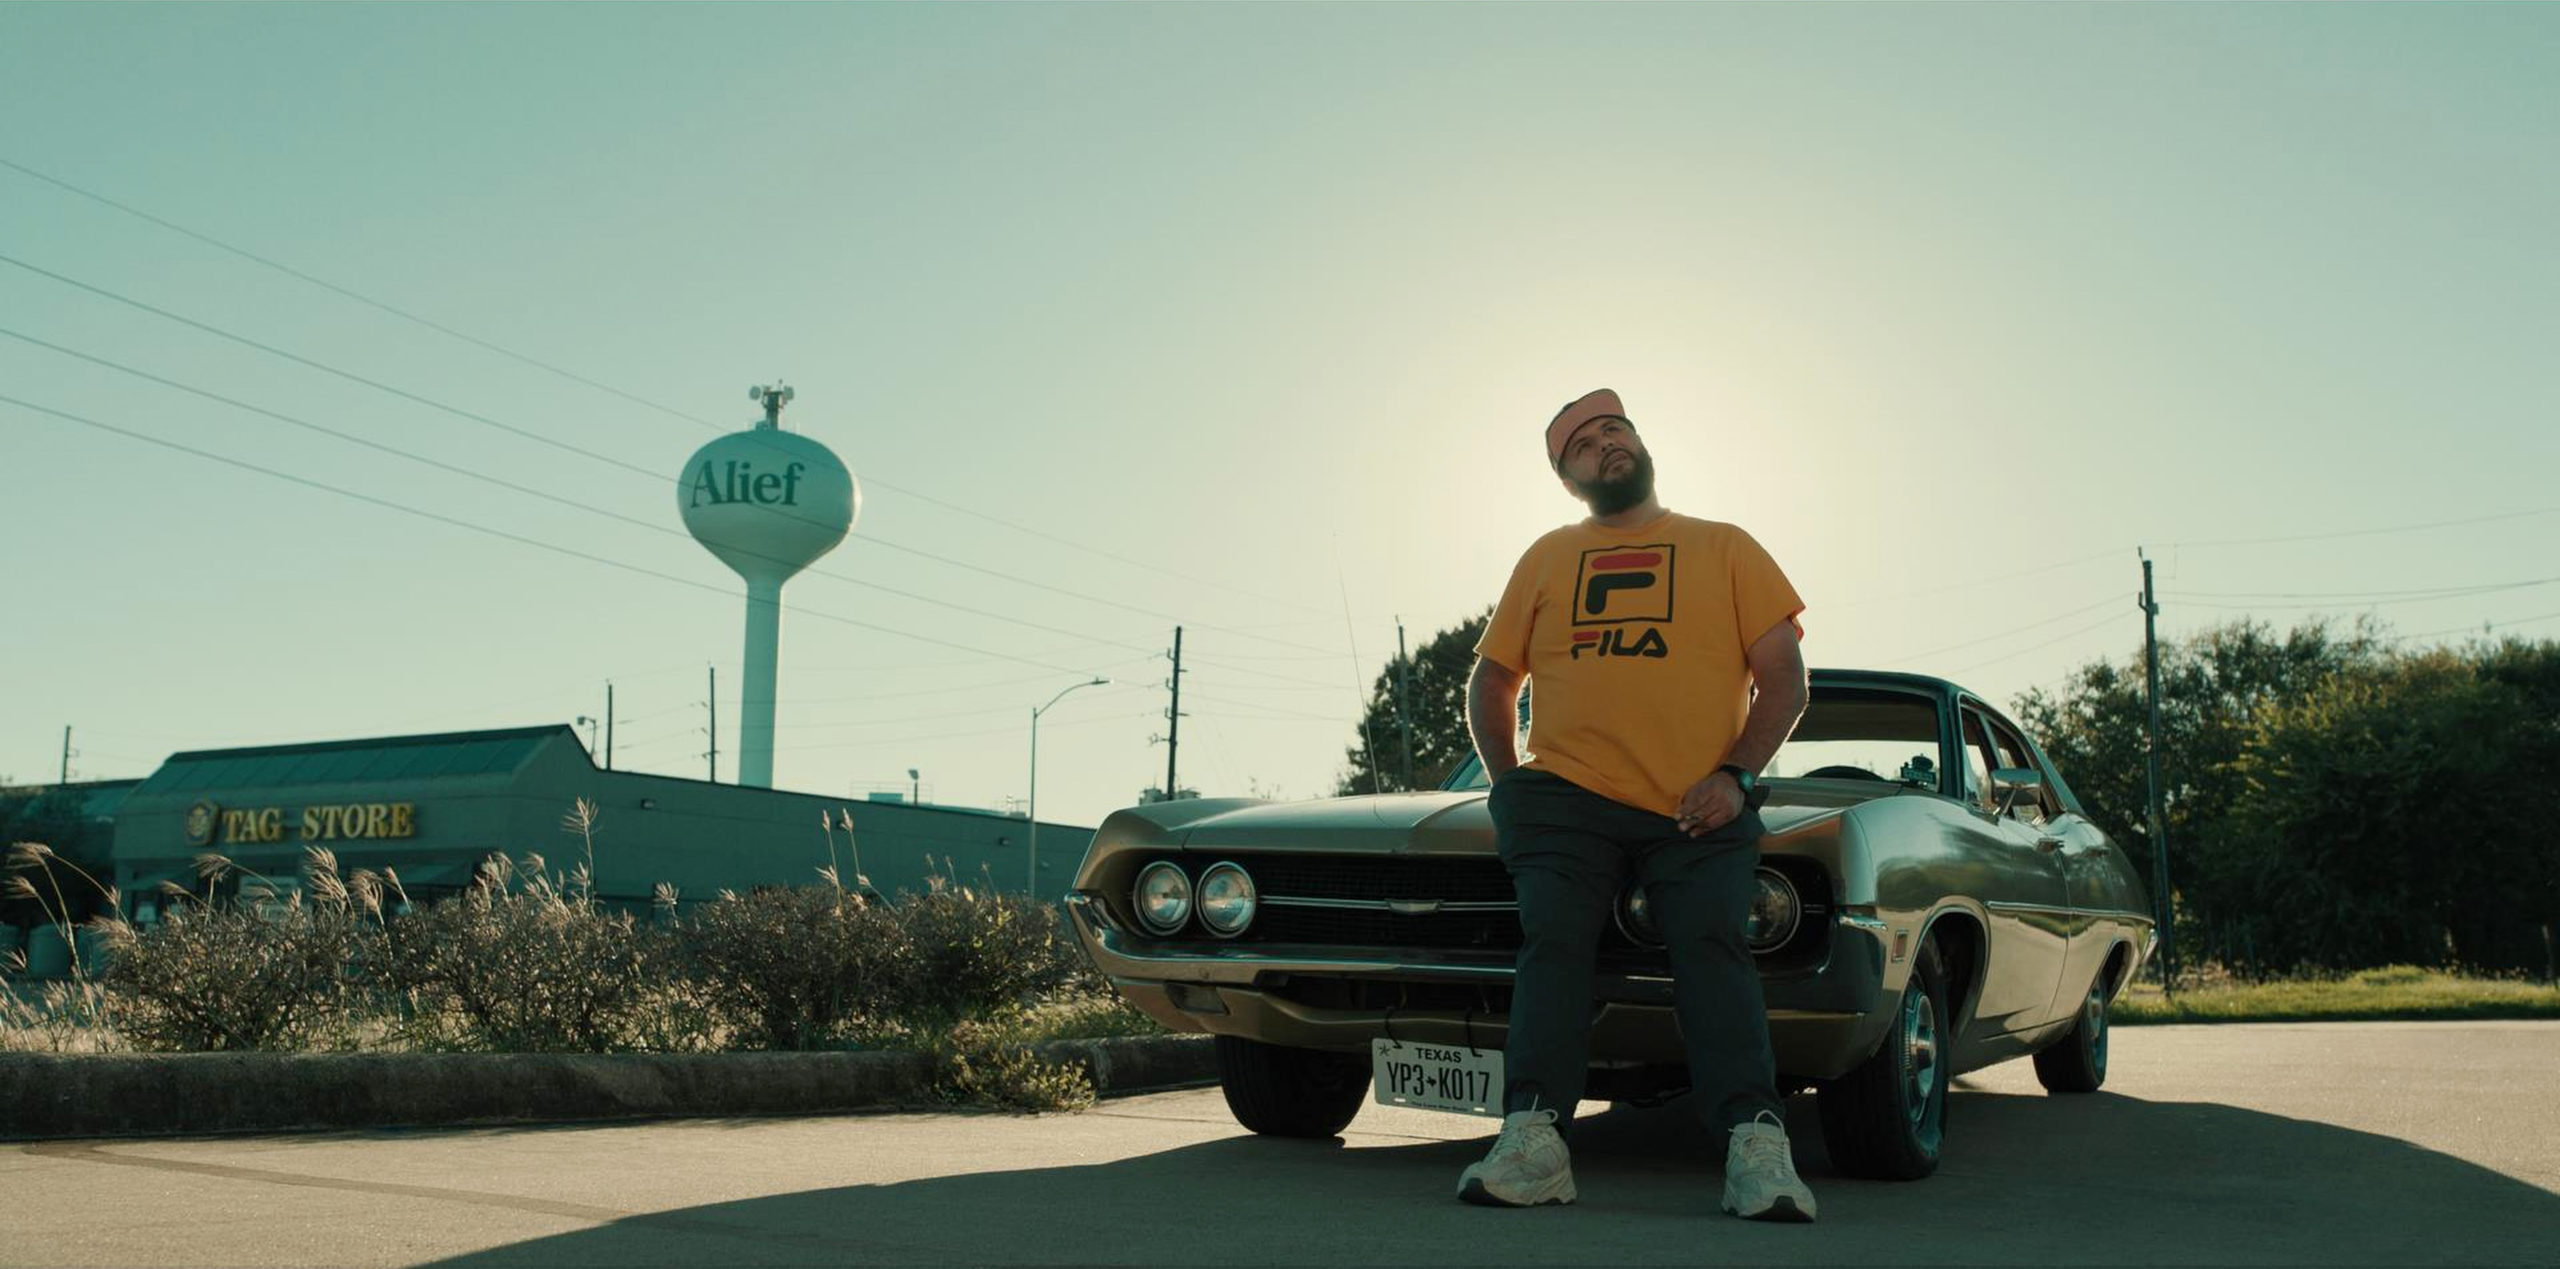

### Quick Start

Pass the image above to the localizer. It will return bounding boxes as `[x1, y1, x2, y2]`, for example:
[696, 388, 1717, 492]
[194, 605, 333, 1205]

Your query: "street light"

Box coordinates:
[907, 767, 920, 806]
[1028, 677, 1109, 898]
[575, 716, 599, 757]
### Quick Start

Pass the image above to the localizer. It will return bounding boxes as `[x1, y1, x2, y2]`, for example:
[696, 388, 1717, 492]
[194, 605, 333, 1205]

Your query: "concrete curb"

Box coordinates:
[0, 1035, 1216, 1140]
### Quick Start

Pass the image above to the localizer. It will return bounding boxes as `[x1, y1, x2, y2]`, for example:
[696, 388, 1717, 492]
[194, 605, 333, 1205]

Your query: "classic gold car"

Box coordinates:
[1064, 669, 2157, 1179]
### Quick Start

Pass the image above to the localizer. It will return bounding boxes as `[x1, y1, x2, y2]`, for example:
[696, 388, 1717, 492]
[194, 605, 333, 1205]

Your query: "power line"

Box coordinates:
[1, 392, 1128, 679]
[0, 153, 1336, 620]
[1178, 690, 1347, 723]
[1821, 506, 2560, 614]
[770, 685, 1152, 732]
[2389, 609, 2560, 644]
[0, 324, 1287, 666]
[1938, 611, 2133, 678]
[2168, 576, 2560, 612]
[2159, 505, 2560, 550]
[1874, 593, 2125, 668]
[2167, 575, 2560, 601]
[783, 657, 1162, 707]
[1821, 549, 2124, 610]
[0, 255, 1354, 664]
[790, 709, 1159, 753]
[0, 251, 673, 482]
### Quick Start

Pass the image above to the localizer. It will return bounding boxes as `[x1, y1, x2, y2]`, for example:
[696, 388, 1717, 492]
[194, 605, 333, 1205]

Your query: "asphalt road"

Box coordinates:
[5, 1022, 2555, 1266]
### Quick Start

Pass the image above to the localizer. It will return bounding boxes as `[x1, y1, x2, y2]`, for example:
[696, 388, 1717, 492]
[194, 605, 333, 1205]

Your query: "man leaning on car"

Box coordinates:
[1458, 388, 1820, 1222]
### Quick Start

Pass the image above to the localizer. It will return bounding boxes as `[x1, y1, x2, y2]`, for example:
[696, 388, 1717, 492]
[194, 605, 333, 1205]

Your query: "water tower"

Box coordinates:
[679, 383, 857, 787]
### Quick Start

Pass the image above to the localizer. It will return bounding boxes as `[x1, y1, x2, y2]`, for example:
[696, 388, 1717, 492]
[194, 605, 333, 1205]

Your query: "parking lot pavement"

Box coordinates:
[5, 1021, 2555, 1267]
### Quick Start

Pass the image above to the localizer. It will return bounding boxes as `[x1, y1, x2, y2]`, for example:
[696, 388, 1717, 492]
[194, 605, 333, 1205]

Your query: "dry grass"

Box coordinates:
[0, 978, 121, 1053]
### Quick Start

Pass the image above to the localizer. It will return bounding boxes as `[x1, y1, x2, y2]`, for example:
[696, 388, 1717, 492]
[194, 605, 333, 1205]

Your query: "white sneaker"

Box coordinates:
[1456, 1108, 1577, 1207]
[1721, 1110, 1817, 1222]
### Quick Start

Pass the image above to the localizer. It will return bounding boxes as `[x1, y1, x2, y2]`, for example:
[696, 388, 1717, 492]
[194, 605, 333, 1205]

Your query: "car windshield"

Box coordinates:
[1439, 685, 1944, 792]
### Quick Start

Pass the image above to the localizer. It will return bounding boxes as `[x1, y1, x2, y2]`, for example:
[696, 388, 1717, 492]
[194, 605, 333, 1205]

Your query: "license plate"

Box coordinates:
[1371, 1038, 1503, 1117]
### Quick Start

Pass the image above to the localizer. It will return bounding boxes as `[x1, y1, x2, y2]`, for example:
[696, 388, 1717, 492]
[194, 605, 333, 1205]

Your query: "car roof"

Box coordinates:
[1808, 668, 1963, 699]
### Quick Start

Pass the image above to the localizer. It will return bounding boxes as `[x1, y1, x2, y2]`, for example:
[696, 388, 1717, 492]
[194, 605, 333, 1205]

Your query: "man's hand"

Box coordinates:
[1675, 770, 1745, 836]
[1467, 656, 1529, 785]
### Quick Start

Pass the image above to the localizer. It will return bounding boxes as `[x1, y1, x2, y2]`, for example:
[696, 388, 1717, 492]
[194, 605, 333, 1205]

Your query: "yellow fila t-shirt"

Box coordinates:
[1475, 511, 1805, 818]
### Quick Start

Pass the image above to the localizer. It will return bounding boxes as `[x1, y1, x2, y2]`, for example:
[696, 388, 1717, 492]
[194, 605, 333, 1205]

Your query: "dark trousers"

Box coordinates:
[1488, 767, 1782, 1136]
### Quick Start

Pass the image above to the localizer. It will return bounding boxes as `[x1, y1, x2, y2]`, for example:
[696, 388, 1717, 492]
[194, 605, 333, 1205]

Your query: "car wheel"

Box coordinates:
[2032, 973, 2111, 1094]
[1818, 939, 1950, 1180]
[1214, 1036, 1370, 1138]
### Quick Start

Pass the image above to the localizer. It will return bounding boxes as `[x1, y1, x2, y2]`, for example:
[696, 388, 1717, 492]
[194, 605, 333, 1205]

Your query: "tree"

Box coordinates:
[2017, 620, 2560, 977]
[2216, 648, 2557, 973]
[2012, 619, 2385, 972]
[1336, 611, 1492, 796]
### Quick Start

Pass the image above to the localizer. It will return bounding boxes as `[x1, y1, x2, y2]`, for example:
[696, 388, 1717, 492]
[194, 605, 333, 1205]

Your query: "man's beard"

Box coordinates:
[1570, 447, 1655, 516]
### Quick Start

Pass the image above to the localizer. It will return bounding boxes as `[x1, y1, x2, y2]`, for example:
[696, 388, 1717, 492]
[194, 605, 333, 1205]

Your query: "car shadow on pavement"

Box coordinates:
[418, 1090, 2560, 1266]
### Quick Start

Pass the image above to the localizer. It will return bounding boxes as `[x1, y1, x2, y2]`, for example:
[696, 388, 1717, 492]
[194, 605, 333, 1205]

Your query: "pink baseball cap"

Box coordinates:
[1546, 389, 1628, 469]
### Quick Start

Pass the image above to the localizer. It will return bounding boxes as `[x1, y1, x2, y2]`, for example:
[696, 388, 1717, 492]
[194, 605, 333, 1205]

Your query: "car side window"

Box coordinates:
[1987, 717, 2054, 822]
[1958, 709, 1997, 810]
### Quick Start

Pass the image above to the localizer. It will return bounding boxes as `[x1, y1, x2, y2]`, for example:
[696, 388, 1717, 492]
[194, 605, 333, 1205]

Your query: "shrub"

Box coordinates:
[926, 1017, 1097, 1113]
[377, 854, 705, 1053]
[93, 850, 367, 1052]
[892, 873, 1078, 1024]
[681, 883, 912, 1049]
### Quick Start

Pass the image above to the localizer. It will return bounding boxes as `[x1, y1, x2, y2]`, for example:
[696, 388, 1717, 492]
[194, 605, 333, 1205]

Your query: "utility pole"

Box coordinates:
[707, 665, 719, 784]
[1164, 627, 1185, 800]
[59, 726, 73, 785]
[1395, 619, 1414, 791]
[2140, 553, 2175, 992]
[604, 682, 615, 771]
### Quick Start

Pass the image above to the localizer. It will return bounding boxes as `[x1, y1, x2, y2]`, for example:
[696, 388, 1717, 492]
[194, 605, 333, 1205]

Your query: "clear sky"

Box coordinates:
[5, 3, 2555, 828]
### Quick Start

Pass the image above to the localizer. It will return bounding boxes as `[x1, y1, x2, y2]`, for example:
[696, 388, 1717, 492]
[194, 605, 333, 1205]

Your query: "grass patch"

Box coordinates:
[2117, 966, 2560, 1025]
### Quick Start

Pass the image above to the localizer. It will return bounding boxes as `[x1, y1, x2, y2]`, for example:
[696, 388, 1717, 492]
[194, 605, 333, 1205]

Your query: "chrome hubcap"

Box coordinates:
[1901, 990, 1939, 1125]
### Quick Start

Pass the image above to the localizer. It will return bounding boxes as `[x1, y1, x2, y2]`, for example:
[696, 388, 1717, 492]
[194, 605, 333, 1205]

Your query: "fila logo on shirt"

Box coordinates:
[1571, 544, 1674, 660]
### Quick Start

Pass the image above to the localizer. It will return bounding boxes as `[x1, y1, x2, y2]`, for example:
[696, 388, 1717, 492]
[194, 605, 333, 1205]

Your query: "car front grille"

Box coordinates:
[1251, 904, 1524, 951]
[1203, 852, 1623, 953]
[1167, 850, 1830, 968]
[1238, 854, 1515, 905]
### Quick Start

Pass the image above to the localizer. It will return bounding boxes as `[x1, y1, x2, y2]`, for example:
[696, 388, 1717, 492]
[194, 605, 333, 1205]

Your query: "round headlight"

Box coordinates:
[1196, 862, 1257, 937]
[1614, 883, 1661, 947]
[1133, 861, 1192, 936]
[1744, 867, 1801, 952]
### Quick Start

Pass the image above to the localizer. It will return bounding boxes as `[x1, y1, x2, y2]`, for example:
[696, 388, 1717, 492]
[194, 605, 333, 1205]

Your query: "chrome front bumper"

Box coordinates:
[1065, 890, 1898, 1081]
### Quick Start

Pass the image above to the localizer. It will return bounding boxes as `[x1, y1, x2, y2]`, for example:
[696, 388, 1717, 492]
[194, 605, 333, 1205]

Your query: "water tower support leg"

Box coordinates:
[739, 577, 783, 788]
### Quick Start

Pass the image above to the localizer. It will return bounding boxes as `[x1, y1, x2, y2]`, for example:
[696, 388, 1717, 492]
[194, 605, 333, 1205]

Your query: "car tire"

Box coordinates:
[1214, 1036, 1370, 1138]
[1818, 939, 1950, 1181]
[2032, 973, 2111, 1094]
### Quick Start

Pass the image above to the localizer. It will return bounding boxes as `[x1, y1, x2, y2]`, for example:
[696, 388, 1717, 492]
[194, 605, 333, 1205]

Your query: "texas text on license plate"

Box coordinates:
[1371, 1038, 1503, 1117]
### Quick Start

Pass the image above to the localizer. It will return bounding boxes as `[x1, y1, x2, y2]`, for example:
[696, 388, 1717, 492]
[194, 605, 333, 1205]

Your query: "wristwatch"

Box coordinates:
[1717, 763, 1768, 810]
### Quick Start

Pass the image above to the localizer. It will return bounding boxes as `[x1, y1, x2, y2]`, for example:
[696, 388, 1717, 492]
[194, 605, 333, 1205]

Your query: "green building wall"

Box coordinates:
[107, 725, 1093, 922]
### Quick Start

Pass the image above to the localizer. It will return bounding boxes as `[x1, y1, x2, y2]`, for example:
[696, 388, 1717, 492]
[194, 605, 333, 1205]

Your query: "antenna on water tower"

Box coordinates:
[679, 381, 859, 788]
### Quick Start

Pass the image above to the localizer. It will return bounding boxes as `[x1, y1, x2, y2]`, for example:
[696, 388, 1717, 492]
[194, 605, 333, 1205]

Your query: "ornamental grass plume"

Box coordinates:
[560, 798, 600, 908]
[0, 839, 123, 1051]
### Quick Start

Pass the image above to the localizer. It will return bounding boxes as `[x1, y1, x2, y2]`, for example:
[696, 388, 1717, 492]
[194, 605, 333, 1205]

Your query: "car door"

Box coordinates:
[2001, 713, 2147, 1018]
[1983, 709, 2099, 1028]
[1958, 702, 2072, 1034]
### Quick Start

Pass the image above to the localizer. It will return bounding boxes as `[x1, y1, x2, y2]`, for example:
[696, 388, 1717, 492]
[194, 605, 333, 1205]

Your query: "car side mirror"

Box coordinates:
[1992, 767, 2046, 818]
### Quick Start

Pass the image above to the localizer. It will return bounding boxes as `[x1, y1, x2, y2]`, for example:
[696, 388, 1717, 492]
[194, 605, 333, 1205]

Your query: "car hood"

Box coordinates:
[1172, 789, 1848, 855]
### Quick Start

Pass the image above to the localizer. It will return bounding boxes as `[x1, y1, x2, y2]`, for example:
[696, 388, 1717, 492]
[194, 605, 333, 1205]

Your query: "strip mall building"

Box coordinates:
[106, 724, 1093, 923]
